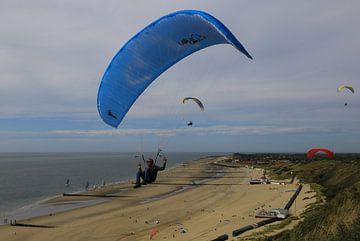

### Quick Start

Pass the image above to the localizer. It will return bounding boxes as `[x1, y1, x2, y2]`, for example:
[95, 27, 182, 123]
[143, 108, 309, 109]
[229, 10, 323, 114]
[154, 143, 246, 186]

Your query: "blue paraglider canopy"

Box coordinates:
[97, 10, 252, 128]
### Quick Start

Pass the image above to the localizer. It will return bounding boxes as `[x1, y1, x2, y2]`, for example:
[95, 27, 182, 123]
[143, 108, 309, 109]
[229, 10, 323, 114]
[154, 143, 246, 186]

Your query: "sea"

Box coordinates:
[0, 152, 224, 220]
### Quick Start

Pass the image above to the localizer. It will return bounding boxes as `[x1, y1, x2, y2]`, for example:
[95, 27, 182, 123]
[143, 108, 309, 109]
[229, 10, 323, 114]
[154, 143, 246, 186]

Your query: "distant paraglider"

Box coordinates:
[338, 85, 354, 106]
[97, 10, 252, 128]
[183, 97, 204, 126]
[307, 148, 334, 159]
[337, 85, 355, 94]
[182, 97, 204, 111]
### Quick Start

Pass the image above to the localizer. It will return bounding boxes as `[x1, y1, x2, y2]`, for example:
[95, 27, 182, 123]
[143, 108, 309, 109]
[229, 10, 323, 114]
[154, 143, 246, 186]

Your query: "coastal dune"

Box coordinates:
[0, 157, 315, 241]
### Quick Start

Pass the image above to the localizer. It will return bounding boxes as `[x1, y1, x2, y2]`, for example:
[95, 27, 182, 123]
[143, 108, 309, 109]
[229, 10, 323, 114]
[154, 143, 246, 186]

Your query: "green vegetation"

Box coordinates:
[260, 157, 360, 241]
[223, 153, 360, 240]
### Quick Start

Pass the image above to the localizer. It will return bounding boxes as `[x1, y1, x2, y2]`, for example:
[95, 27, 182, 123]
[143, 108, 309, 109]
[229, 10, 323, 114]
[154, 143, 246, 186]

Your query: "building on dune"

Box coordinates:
[249, 177, 270, 184]
[255, 208, 289, 219]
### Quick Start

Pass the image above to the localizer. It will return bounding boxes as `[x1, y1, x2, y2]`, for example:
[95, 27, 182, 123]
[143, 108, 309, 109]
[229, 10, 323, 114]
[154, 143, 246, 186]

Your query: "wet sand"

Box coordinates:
[0, 157, 316, 241]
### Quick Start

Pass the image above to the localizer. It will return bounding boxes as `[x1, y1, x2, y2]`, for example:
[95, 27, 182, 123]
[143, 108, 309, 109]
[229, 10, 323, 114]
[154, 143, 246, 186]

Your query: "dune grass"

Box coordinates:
[258, 158, 360, 241]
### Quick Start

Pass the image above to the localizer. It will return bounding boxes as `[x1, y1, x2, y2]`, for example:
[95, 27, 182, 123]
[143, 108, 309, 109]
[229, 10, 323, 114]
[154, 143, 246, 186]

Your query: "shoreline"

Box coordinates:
[0, 156, 210, 226]
[0, 156, 316, 241]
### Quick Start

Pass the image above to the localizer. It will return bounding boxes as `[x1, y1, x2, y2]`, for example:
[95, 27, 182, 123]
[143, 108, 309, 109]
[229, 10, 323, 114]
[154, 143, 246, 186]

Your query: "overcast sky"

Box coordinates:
[0, 0, 359, 152]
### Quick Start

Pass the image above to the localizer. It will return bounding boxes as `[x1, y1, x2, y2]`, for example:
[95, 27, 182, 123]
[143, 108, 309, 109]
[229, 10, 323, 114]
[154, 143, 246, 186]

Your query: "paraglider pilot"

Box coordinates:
[134, 157, 167, 188]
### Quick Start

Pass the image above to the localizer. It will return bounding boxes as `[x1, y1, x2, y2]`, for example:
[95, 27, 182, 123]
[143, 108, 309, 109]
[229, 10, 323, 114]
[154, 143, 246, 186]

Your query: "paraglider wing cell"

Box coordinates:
[97, 10, 252, 128]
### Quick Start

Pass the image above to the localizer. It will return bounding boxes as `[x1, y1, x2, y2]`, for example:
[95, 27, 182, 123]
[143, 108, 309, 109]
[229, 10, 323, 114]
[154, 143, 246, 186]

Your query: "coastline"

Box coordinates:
[0, 155, 212, 225]
[0, 156, 316, 241]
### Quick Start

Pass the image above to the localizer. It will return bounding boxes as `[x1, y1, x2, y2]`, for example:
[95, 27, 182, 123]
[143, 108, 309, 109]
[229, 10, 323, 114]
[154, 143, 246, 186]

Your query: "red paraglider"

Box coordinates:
[307, 148, 334, 159]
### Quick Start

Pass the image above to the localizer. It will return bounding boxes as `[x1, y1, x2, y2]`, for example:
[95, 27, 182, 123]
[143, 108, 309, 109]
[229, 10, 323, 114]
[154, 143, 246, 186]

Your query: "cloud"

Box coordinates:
[1, 1, 360, 151]
[1, 0, 359, 121]
[0, 124, 341, 139]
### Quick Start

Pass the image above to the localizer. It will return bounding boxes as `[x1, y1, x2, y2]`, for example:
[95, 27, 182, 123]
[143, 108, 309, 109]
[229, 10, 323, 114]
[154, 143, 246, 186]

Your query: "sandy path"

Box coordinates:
[0, 157, 315, 241]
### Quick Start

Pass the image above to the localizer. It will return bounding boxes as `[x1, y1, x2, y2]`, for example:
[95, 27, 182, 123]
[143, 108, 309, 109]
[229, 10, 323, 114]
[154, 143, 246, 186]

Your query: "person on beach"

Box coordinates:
[134, 157, 167, 188]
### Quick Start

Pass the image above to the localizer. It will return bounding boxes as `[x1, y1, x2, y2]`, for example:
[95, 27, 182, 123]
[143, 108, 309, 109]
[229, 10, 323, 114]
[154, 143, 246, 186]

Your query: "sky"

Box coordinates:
[0, 0, 359, 152]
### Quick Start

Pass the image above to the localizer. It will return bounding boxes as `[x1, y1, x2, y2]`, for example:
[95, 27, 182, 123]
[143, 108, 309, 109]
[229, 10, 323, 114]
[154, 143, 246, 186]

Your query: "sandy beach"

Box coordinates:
[0, 157, 316, 241]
